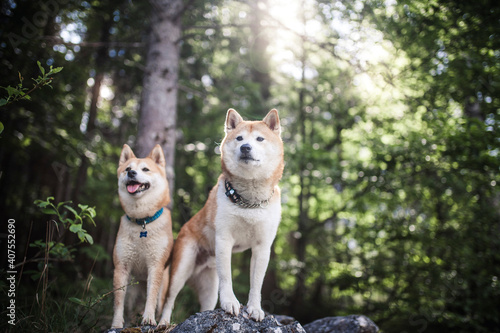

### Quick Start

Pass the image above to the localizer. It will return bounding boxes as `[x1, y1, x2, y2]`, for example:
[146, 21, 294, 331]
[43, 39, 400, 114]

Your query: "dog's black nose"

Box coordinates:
[127, 170, 137, 178]
[240, 144, 252, 153]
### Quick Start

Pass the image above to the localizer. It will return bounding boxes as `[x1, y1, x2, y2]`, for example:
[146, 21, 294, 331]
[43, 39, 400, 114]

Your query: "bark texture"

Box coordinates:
[136, 0, 184, 196]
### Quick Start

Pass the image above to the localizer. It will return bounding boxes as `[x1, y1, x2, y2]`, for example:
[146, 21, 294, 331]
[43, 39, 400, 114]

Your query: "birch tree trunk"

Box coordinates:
[136, 0, 185, 198]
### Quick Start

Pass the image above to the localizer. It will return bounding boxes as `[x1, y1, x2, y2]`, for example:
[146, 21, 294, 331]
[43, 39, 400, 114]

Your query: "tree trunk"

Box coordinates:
[136, 0, 185, 199]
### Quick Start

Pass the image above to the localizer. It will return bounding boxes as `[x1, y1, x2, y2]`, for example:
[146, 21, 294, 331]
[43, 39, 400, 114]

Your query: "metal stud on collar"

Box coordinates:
[224, 180, 274, 209]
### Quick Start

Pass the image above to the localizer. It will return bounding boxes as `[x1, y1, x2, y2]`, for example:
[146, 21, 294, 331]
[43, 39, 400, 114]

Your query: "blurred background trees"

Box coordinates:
[0, 0, 499, 332]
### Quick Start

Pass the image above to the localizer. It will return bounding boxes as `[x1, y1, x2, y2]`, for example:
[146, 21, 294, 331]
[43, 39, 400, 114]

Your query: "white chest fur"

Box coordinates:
[214, 179, 281, 251]
[114, 215, 170, 279]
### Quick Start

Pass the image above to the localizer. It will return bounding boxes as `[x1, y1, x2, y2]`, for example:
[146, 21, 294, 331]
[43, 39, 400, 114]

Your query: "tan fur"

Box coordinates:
[111, 144, 173, 328]
[159, 109, 284, 325]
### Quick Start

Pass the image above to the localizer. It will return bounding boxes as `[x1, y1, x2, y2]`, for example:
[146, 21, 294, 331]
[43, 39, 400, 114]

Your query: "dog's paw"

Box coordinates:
[220, 293, 241, 316]
[158, 317, 170, 327]
[141, 312, 157, 326]
[111, 317, 124, 328]
[246, 304, 265, 321]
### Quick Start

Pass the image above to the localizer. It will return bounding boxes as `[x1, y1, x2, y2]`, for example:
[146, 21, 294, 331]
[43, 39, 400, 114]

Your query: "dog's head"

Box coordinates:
[221, 108, 284, 180]
[117, 144, 170, 215]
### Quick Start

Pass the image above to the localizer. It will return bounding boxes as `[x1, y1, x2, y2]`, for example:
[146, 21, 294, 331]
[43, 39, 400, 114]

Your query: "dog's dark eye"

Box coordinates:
[257, 137, 265, 142]
[125, 167, 131, 172]
[236, 136, 243, 141]
[142, 167, 150, 172]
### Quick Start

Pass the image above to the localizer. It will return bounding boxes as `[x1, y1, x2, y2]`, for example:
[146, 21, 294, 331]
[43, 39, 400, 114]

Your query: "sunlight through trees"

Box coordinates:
[1, 0, 499, 331]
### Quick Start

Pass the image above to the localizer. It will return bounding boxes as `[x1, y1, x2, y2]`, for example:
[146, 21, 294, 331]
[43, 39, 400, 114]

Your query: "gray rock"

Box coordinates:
[303, 315, 379, 333]
[170, 306, 306, 333]
[104, 325, 167, 333]
[273, 315, 297, 326]
[104, 325, 165, 333]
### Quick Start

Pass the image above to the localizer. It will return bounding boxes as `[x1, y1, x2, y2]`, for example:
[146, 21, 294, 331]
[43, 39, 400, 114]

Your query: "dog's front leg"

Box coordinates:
[112, 264, 130, 328]
[246, 245, 271, 321]
[142, 263, 164, 326]
[216, 235, 240, 316]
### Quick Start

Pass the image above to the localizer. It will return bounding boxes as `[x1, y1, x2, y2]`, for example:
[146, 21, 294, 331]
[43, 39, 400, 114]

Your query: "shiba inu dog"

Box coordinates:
[111, 144, 173, 328]
[159, 109, 284, 325]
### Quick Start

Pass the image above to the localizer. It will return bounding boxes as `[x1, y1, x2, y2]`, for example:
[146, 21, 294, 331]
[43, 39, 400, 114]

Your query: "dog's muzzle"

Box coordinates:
[125, 170, 150, 194]
[239, 144, 258, 162]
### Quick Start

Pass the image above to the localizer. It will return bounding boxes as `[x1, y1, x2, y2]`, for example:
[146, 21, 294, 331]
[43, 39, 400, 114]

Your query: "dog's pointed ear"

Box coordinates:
[119, 144, 136, 166]
[263, 109, 280, 135]
[148, 144, 166, 167]
[225, 108, 244, 133]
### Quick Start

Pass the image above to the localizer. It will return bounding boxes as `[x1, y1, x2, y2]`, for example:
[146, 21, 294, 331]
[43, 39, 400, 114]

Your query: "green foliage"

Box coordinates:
[68, 279, 138, 328]
[1, 197, 108, 332]
[12, 277, 115, 332]
[19, 197, 97, 283]
[34, 196, 96, 244]
[0, 61, 62, 135]
[0, 61, 63, 107]
[29, 240, 73, 261]
[1, 0, 499, 332]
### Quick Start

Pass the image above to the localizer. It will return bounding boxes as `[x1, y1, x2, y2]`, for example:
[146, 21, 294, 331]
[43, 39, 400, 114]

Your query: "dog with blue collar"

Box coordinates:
[111, 144, 173, 329]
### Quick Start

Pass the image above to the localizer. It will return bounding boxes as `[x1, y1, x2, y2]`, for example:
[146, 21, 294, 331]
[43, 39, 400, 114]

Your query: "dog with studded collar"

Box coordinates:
[111, 144, 173, 328]
[159, 109, 284, 325]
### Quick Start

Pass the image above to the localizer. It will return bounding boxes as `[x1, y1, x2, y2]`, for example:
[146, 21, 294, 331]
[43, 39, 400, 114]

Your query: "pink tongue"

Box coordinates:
[127, 184, 141, 193]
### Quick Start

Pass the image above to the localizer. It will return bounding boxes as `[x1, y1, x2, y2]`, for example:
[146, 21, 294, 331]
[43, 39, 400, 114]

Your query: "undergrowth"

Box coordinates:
[0, 197, 199, 332]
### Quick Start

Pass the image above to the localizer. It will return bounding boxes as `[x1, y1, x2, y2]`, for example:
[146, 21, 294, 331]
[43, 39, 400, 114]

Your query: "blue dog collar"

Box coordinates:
[126, 207, 164, 228]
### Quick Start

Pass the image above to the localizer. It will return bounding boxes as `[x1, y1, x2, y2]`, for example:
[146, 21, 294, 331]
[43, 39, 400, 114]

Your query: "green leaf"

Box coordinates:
[57, 200, 72, 209]
[33, 199, 44, 206]
[86, 215, 96, 226]
[6, 86, 19, 97]
[68, 297, 85, 306]
[0, 121, 3, 134]
[78, 204, 89, 211]
[84, 233, 94, 245]
[87, 207, 96, 218]
[50, 66, 63, 74]
[34, 197, 54, 208]
[77, 230, 85, 242]
[29, 240, 45, 248]
[64, 205, 79, 218]
[37, 61, 45, 76]
[69, 224, 82, 233]
[41, 208, 57, 215]
[82, 206, 97, 224]
[0, 99, 7, 107]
